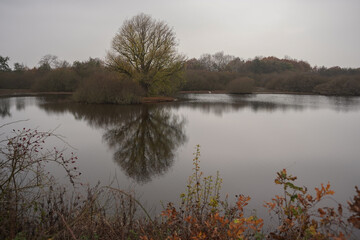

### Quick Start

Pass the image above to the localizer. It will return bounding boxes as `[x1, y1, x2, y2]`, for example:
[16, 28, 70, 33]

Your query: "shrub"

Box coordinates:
[262, 72, 328, 93]
[159, 145, 264, 239]
[32, 68, 80, 92]
[0, 125, 80, 239]
[264, 169, 354, 239]
[183, 70, 241, 91]
[348, 187, 360, 229]
[0, 71, 37, 89]
[73, 71, 144, 104]
[314, 76, 360, 96]
[226, 77, 255, 93]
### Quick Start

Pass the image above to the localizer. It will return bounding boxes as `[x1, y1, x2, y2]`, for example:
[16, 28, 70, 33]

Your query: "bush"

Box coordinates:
[1, 128, 359, 239]
[73, 71, 144, 104]
[0, 71, 37, 89]
[0, 126, 80, 239]
[314, 76, 360, 96]
[261, 72, 327, 93]
[264, 169, 354, 239]
[226, 77, 254, 93]
[159, 145, 264, 239]
[32, 68, 80, 92]
[183, 70, 242, 91]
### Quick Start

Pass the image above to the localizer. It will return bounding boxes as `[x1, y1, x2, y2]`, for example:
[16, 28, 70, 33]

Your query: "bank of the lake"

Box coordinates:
[1, 87, 353, 105]
[0, 89, 177, 103]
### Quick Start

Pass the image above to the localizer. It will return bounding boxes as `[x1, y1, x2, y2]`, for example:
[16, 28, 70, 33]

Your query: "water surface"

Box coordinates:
[1, 94, 360, 220]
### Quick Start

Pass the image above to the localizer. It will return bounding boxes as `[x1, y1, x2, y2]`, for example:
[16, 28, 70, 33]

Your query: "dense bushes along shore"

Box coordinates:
[1, 125, 359, 239]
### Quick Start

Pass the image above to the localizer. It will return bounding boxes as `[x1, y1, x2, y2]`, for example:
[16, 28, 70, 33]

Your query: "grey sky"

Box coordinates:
[1, 0, 359, 68]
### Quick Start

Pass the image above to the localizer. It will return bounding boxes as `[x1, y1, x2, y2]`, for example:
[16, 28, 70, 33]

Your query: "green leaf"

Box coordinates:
[285, 182, 302, 191]
[290, 194, 298, 202]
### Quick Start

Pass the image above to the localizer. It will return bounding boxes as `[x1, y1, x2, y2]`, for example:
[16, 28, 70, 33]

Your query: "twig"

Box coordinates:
[57, 211, 77, 240]
[106, 186, 154, 224]
[0, 119, 29, 129]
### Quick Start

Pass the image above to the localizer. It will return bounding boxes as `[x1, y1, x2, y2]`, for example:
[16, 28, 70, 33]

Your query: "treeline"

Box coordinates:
[184, 52, 360, 95]
[1, 53, 360, 97]
[0, 55, 143, 103]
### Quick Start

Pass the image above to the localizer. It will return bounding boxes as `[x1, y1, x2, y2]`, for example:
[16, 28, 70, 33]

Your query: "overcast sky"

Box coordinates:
[1, 0, 359, 68]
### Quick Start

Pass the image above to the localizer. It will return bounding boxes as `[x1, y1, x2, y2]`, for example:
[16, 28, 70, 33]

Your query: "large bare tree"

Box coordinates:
[106, 13, 185, 96]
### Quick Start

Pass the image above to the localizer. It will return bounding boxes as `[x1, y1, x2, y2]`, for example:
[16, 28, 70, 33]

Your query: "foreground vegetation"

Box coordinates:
[1, 124, 359, 239]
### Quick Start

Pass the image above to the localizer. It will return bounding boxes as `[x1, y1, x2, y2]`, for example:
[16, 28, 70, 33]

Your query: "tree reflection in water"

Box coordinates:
[0, 98, 11, 118]
[103, 105, 187, 183]
[39, 100, 187, 184]
[35, 93, 360, 183]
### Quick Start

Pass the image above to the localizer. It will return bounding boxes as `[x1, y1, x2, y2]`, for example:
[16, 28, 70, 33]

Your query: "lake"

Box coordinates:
[1, 93, 360, 221]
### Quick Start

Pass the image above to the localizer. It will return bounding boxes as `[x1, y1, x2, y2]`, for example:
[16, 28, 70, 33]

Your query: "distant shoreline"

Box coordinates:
[0, 89, 355, 102]
[0, 89, 72, 97]
[0, 89, 177, 104]
[178, 89, 316, 95]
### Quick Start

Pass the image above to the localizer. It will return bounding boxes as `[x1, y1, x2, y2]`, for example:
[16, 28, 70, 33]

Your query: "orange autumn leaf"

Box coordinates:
[318, 208, 326, 217]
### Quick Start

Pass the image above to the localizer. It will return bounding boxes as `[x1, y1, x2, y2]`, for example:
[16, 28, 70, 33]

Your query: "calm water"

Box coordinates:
[1, 93, 360, 220]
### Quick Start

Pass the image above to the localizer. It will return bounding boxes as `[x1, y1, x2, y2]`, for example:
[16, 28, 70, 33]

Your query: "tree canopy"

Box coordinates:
[106, 13, 185, 96]
[0, 56, 11, 72]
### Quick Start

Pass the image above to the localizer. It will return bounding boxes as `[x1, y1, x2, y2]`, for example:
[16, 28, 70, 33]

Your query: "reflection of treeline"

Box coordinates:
[171, 97, 304, 116]
[39, 102, 144, 128]
[1, 53, 360, 96]
[39, 102, 187, 183]
[0, 97, 28, 118]
[175, 94, 360, 114]
[38, 95, 300, 120]
[0, 98, 11, 117]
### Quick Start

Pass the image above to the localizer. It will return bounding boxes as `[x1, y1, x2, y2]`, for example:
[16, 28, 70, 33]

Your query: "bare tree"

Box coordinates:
[199, 53, 214, 71]
[199, 52, 235, 71]
[212, 51, 234, 71]
[106, 13, 185, 95]
[38, 54, 70, 71]
[38, 54, 59, 69]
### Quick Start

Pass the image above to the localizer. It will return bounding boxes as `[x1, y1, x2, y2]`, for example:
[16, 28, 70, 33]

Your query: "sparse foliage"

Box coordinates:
[159, 145, 264, 240]
[348, 187, 360, 229]
[0, 125, 80, 239]
[38, 54, 59, 70]
[264, 169, 355, 239]
[198, 52, 235, 71]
